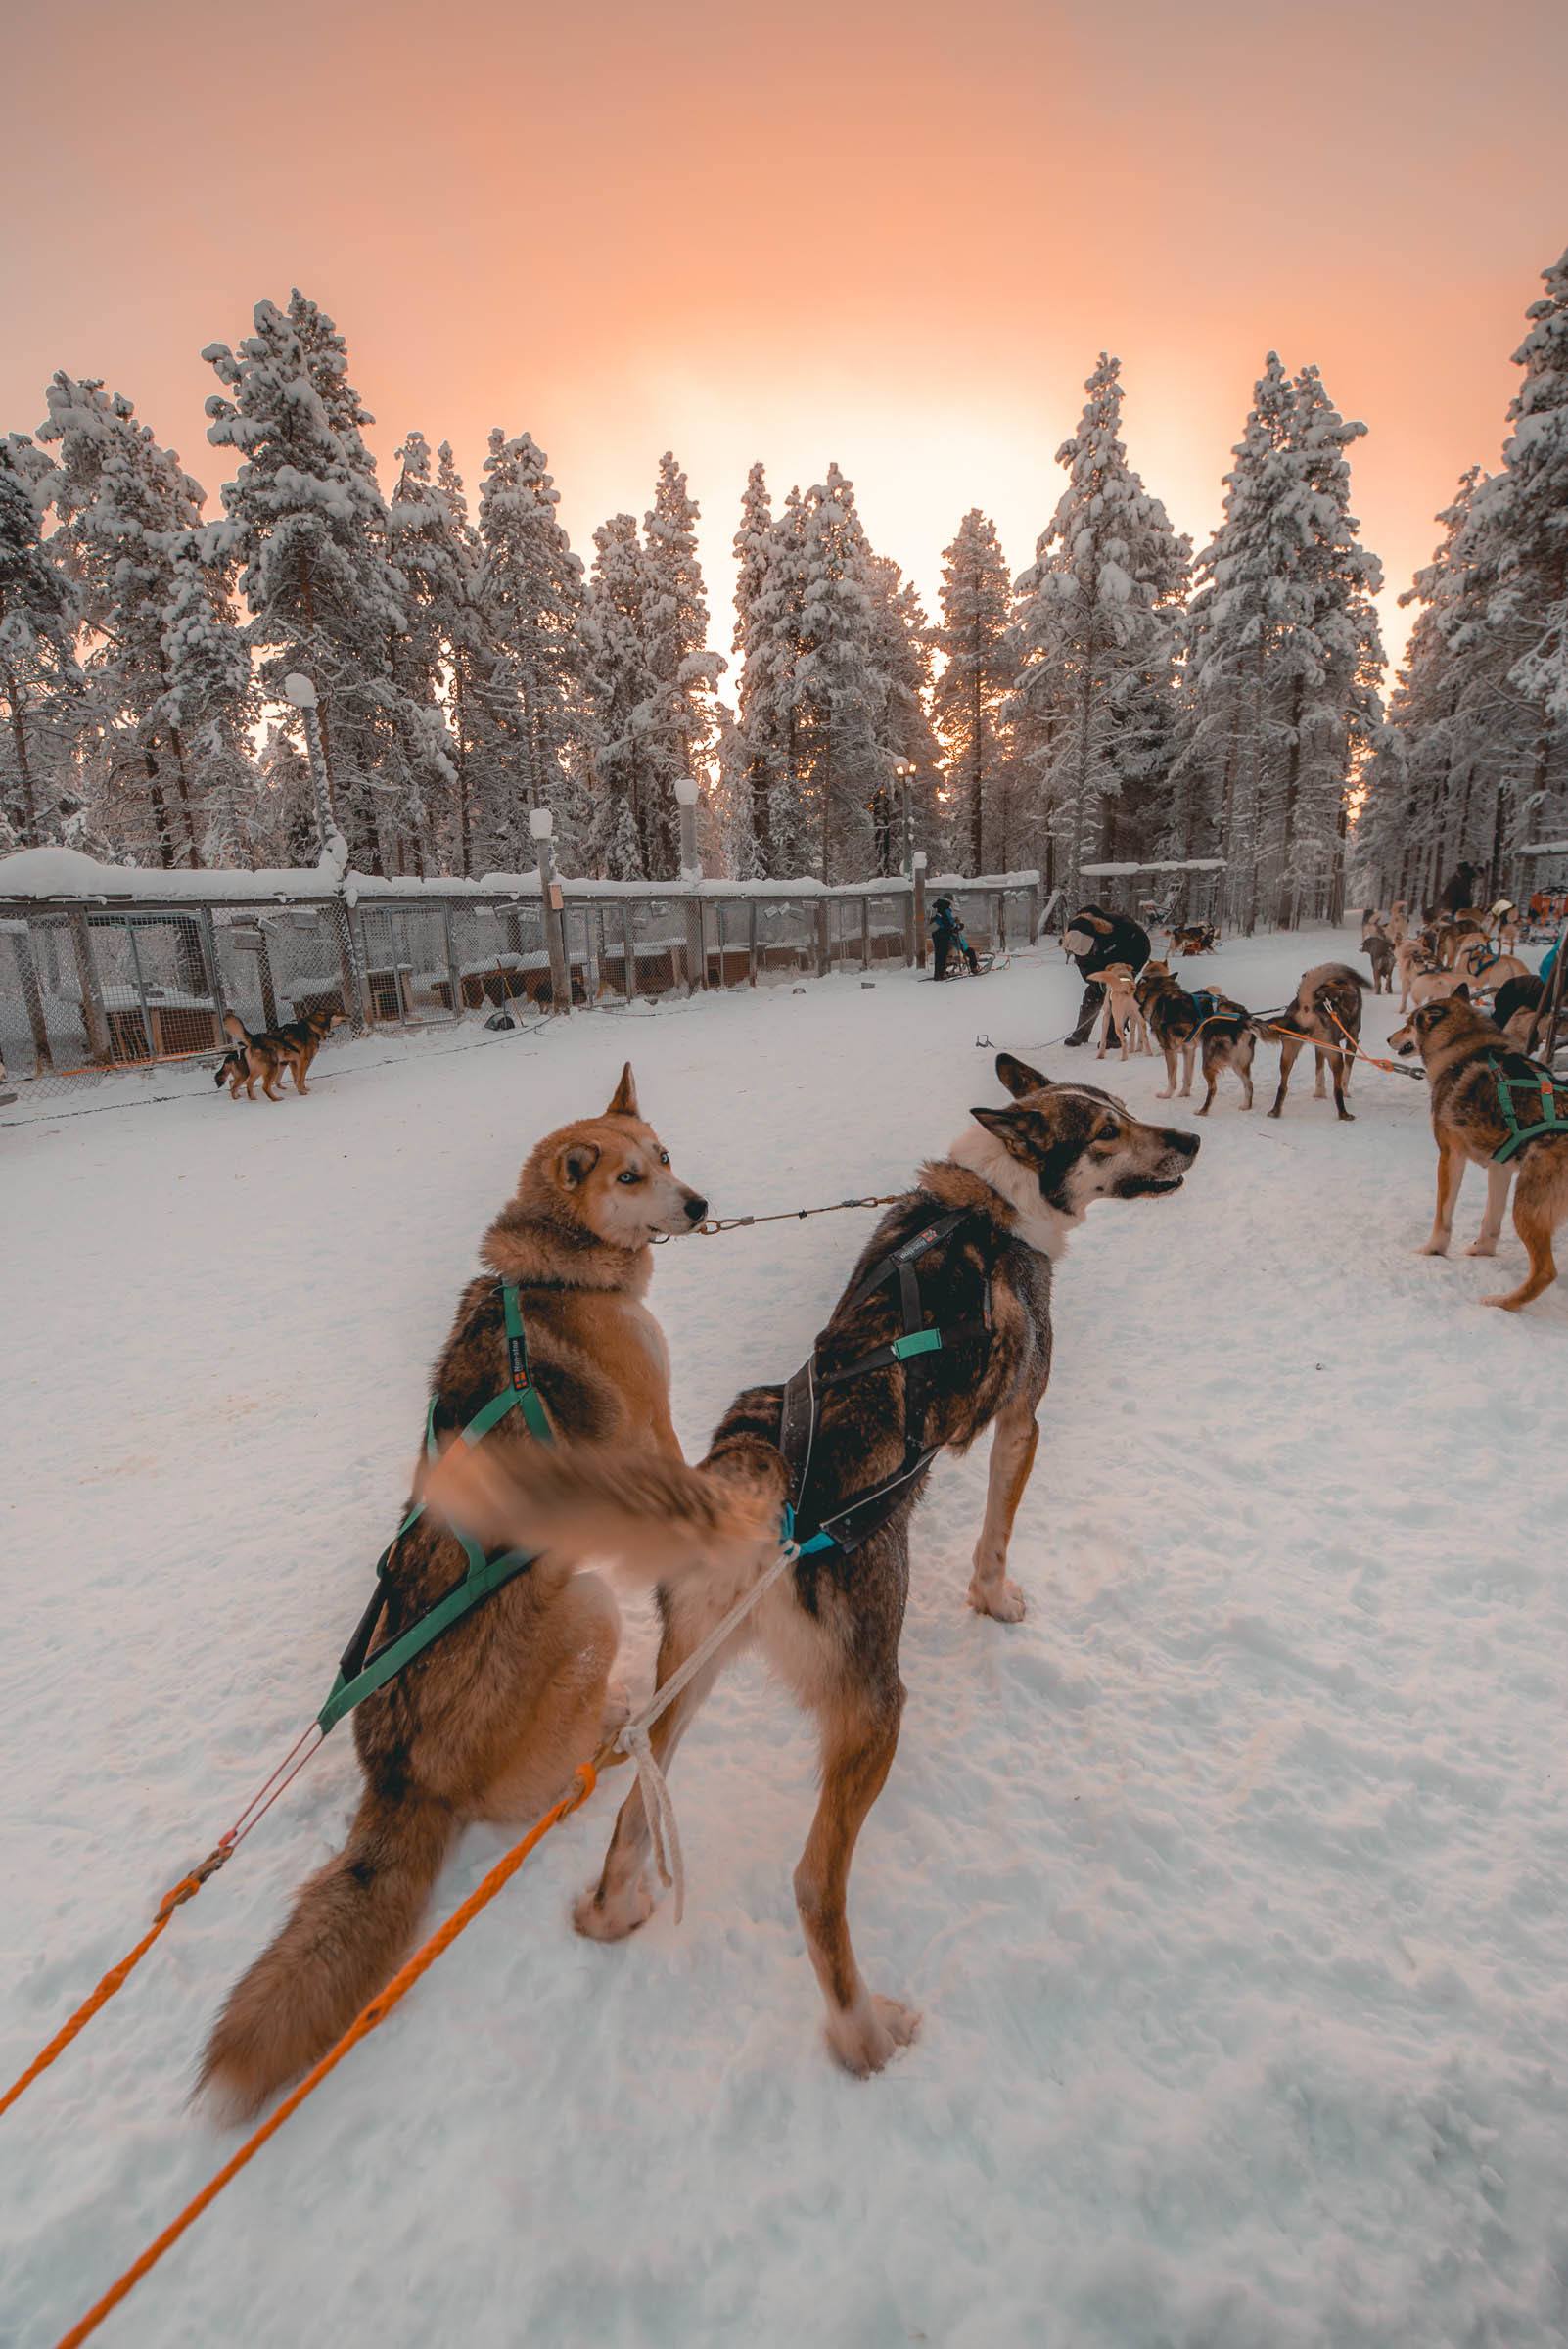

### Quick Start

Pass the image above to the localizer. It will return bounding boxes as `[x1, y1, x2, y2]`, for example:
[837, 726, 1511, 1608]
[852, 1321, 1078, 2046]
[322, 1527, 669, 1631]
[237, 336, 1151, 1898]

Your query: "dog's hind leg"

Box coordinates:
[574, 1575, 750, 1943]
[1158, 1042, 1178, 1099]
[1483, 1161, 1560, 1310]
[794, 1678, 913, 2077]
[1314, 1047, 1328, 1100]
[1465, 1161, 1512, 1258]
[1331, 1049, 1354, 1122]
[1268, 1036, 1303, 1118]
[1180, 1040, 1196, 1097]
[968, 1394, 1041, 1622]
[1237, 1036, 1255, 1110]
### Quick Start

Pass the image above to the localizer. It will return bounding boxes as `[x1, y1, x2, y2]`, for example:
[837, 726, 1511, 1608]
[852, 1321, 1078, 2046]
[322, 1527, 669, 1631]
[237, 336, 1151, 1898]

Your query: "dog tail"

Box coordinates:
[423, 1439, 785, 1591]
[197, 1788, 455, 2121]
[222, 1011, 251, 1044]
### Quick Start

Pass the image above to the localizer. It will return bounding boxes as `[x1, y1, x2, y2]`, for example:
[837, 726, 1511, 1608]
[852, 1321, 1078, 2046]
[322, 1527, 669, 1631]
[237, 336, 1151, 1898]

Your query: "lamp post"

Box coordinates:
[529, 804, 572, 1015]
[672, 775, 706, 991]
[893, 759, 916, 878]
[283, 672, 340, 865]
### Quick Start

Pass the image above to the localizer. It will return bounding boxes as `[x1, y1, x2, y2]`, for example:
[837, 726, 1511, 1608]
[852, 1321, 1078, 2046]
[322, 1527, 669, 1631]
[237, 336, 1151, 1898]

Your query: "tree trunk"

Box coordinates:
[143, 750, 178, 869]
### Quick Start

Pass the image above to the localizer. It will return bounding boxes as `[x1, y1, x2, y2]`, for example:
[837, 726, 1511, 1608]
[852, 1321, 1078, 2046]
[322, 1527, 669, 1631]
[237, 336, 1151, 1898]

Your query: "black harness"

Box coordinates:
[778, 1209, 991, 1560]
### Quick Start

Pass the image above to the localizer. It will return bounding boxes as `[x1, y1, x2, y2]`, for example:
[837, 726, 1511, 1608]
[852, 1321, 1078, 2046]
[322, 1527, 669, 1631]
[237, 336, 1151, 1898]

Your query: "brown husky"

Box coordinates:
[429, 1056, 1199, 2078]
[216, 1006, 343, 1099]
[1390, 995, 1568, 1311]
[1268, 963, 1369, 1122]
[197, 1065, 707, 2117]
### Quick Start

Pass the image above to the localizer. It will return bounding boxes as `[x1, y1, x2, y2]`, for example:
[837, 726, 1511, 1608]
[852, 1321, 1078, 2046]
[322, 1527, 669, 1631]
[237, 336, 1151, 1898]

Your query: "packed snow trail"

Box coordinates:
[3, 931, 1566, 2349]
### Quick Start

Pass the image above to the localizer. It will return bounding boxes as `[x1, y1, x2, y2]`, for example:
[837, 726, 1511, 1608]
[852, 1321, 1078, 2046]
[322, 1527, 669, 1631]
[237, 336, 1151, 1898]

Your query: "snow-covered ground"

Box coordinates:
[3, 928, 1566, 2349]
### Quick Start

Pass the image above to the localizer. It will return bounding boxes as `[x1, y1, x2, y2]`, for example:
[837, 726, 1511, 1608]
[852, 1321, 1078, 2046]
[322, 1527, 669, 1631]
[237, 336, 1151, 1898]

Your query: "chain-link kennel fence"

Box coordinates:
[0, 865, 1042, 1110]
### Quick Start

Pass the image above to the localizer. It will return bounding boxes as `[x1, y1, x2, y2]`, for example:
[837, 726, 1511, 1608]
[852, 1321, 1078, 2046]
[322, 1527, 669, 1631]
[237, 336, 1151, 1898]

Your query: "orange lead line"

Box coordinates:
[53, 1759, 601, 2349]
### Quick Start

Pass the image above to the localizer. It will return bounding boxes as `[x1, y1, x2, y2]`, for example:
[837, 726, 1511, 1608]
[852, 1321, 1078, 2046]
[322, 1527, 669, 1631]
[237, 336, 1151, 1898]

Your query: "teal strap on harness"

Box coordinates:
[1491, 1059, 1568, 1165]
[316, 1280, 550, 1734]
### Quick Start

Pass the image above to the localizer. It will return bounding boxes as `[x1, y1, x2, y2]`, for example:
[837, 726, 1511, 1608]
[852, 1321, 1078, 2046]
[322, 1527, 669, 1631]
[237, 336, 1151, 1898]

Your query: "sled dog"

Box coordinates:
[216, 1006, 343, 1100]
[1267, 964, 1369, 1123]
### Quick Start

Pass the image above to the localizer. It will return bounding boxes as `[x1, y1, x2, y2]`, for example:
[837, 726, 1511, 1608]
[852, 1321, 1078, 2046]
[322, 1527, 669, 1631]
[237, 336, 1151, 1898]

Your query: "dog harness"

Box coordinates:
[778, 1209, 991, 1562]
[318, 1281, 551, 1732]
[1489, 1057, 1568, 1165]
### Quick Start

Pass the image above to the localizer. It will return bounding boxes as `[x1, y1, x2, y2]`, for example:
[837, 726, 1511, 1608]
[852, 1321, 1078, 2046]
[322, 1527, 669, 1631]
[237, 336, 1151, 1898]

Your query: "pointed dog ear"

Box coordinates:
[557, 1140, 601, 1189]
[605, 1061, 639, 1119]
[970, 1103, 1036, 1159]
[995, 1051, 1049, 1099]
[1453, 983, 1470, 1002]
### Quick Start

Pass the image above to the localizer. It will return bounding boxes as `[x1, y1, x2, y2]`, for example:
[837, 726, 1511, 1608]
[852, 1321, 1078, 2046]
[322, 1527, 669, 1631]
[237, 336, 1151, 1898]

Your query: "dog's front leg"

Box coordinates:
[1420, 1140, 1464, 1256]
[1157, 1043, 1178, 1099]
[968, 1396, 1039, 1624]
[1466, 1160, 1511, 1257]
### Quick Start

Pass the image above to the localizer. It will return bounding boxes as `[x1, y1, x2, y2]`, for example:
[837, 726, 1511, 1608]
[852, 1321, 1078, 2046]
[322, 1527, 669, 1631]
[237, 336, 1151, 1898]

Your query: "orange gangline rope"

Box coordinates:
[54, 1758, 600, 2349]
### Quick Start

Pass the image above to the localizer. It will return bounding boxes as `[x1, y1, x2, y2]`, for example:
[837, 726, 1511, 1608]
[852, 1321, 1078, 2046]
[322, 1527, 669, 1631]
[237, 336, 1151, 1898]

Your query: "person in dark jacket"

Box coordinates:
[1439, 860, 1482, 916]
[930, 896, 980, 980]
[1061, 904, 1151, 1045]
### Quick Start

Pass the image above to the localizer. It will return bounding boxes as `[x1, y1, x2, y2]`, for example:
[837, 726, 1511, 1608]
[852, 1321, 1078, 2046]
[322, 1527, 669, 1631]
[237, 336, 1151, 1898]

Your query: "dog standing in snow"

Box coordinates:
[430, 1056, 1200, 2079]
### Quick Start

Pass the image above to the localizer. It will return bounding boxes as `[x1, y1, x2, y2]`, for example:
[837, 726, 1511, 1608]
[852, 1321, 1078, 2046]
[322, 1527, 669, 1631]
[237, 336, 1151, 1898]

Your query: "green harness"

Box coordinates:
[1490, 1058, 1568, 1164]
[318, 1281, 551, 1733]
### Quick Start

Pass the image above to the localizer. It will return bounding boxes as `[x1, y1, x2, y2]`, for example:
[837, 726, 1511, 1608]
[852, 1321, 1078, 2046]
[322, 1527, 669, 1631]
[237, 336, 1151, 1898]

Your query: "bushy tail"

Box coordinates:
[222, 1010, 252, 1044]
[197, 1789, 454, 2121]
[423, 1440, 784, 1589]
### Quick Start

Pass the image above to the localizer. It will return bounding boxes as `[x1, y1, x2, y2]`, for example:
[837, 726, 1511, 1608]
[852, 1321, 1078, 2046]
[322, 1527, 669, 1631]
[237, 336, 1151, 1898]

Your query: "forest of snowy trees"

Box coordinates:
[2, 253, 1565, 921]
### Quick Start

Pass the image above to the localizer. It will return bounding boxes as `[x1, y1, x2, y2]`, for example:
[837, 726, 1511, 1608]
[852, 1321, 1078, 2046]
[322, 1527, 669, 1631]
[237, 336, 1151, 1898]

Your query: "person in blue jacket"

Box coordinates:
[930, 897, 980, 980]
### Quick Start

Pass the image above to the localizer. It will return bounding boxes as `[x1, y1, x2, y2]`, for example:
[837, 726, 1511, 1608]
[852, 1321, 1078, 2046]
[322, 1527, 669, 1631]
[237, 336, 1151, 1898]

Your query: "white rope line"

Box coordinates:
[613, 1538, 801, 1924]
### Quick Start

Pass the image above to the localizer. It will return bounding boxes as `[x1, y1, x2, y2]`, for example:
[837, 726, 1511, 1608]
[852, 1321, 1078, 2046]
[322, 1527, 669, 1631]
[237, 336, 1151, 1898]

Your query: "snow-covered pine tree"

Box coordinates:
[162, 527, 260, 865]
[475, 428, 589, 870]
[639, 452, 725, 878]
[37, 374, 223, 866]
[732, 461, 788, 872]
[1176, 353, 1303, 929]
[791, 466, 881, 883]
[1006, 356, 1189, 900]
[933, 509, 1014, 873]
[205, 299, 410, 872]
[389, 428, 475, 870]
[581, 511, 654, 879]
[865, 552, 940, 875]
[1268, 366, 1384, 924]
[0, 434, 83, 850]
[711, 702, 763, 879]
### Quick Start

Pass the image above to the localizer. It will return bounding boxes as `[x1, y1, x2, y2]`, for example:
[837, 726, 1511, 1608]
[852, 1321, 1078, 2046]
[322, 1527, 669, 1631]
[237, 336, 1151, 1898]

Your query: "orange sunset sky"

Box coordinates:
[5, 0, 1566, 672]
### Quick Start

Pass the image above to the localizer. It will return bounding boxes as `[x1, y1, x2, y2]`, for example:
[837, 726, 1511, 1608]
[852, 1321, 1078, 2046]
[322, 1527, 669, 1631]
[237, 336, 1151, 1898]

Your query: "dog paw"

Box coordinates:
[1464, 1238, 1499, 1258]
[1479, 1292, 1524, 1312]
[1418, 1239, 1450, 1257]
[573, 1875, 654, 1941]
[968, 1573, 1026, 1624]
[1156, 1087, 1174, 1100]
[826, 1994, 920, 2078]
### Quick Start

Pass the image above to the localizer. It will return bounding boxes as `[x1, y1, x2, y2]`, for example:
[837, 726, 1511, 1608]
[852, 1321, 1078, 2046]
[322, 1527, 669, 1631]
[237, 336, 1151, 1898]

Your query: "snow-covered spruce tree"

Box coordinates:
[37, 374, 224, 867]
[162, 528, 260, 865]
[711, 702, 763, 878]
[0, 434, 83, 850]
[933, 509, 1015, 873]
[389, 429, 476, 870]
[475, 428, 588, 870]
[1360, 469, 1494, 908]
[1268, 365, 1384, 925]
[1456, 249, 1568, 872]
[1006, 355, 1189, 900]
[286, 291, 379, 484]
[865, 552, 940, 875]
[205, 299, 412, 872]
[791, 466, 881, 883]
[581, 512, 655, 878]
[638, 452, 725, 878]
[732, 461, 788, 872]
[1177, 353, 1305, 929]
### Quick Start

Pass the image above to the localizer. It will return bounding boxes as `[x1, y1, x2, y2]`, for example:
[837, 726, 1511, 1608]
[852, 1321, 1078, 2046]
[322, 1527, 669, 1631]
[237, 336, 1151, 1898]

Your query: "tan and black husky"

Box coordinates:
[1268, 963, 1369, 1122]
[216, 1005, 343, 1100]
[1391, 994, 1568, 1311]
[197, 1065, 708, 2117]
[429, 1056, 1199, 2079]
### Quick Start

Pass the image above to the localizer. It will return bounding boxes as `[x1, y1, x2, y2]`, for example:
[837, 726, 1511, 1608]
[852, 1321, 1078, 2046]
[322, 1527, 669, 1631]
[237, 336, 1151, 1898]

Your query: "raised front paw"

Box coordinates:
[968, 1571, 1027, 1624]
[825, 1993, 920, 2078]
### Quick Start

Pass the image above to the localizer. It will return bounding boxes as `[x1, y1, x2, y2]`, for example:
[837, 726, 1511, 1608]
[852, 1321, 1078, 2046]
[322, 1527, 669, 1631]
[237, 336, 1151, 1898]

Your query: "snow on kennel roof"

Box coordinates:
[1078, 857, 1226, 877]
[0, 846, 1042, 906]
